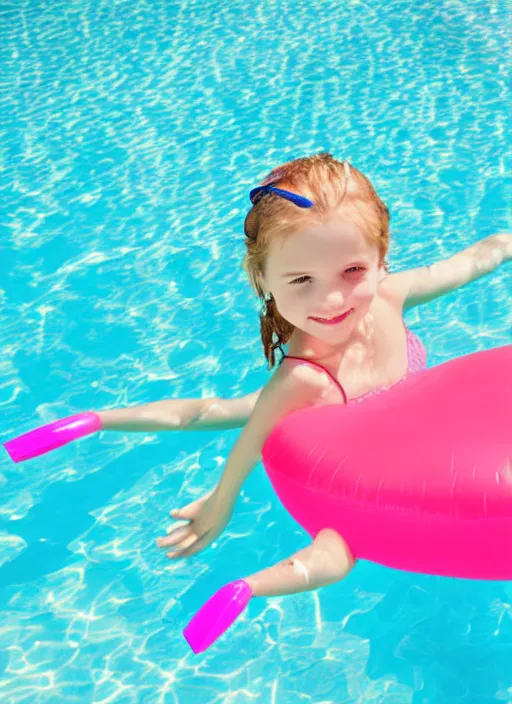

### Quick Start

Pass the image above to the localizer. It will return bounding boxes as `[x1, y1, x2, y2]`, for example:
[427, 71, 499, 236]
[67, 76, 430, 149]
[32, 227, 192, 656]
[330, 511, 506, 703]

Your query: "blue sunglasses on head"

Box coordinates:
[249, 185, 313, 208]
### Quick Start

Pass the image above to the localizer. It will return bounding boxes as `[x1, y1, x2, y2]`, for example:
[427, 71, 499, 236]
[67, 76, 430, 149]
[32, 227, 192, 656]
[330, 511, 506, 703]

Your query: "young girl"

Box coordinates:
[10, 153, 506, 603]
[151, 153, 511, 604]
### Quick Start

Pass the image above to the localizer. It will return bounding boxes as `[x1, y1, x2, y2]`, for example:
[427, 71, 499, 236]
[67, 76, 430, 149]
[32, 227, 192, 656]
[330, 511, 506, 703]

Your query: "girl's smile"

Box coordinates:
[308, 308, 354, 325]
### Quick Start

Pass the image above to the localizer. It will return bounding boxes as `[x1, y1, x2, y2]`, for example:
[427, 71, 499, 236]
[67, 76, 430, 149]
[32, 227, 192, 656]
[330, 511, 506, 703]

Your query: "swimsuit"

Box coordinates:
[280, 327, 427, 404]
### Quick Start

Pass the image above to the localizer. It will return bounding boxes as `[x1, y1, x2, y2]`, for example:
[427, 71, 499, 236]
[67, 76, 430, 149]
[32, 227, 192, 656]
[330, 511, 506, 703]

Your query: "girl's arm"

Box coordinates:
[97, 390, 262, 432]
[157, 362, 330, 558]
[388, 233, 511, 310]
[183, 528, 355, 653]
[3, 391, 262, 463]
[216, 365, 326, 503]
[204, 362, 329, 510]
[243, 527, 354, 597]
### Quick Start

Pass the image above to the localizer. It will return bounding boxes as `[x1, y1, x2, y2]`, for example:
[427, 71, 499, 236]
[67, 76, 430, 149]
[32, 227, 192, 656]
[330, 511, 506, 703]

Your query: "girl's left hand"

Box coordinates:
[156, 488, 234, 559]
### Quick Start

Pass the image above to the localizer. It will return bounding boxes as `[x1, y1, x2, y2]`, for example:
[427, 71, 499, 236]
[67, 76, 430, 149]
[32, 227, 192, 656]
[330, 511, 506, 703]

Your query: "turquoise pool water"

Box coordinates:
[1, 0, 511, 702]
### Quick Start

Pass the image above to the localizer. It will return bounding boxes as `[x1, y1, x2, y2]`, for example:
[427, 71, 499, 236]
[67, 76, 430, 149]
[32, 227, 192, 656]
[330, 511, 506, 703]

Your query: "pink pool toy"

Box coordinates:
[3, 412, 102, 463]
[262, 345, 512, 580]
[183, 580, 253, 654]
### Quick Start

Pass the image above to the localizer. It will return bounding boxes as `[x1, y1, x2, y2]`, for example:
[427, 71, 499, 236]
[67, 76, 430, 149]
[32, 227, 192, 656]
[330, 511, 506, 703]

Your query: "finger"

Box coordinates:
[170, 503, 199, 521]
[167, 520, 188, 532]
[169, 508, 191, 522]
[156, 524, 190, 549]
[167, 532, 198, 557]
[168, 531, 213, 560]
[170, 489, 216, 520]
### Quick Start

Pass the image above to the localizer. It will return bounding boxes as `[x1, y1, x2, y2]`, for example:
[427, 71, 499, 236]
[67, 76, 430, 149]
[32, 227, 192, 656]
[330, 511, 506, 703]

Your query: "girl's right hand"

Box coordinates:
[156, 488, 234, 559]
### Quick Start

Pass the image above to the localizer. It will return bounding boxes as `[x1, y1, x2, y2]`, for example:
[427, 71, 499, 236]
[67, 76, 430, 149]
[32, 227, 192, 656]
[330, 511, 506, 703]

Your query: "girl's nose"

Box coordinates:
[325, 290, 345, 308]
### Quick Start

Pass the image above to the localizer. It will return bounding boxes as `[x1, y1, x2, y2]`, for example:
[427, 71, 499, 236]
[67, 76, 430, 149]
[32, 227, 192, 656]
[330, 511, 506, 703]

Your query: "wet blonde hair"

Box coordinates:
[243, 152, 390, 368]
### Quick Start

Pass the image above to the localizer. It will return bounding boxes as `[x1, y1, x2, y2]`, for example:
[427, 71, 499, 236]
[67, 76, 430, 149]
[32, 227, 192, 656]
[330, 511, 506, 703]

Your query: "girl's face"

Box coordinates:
[261, 215, 385, 345]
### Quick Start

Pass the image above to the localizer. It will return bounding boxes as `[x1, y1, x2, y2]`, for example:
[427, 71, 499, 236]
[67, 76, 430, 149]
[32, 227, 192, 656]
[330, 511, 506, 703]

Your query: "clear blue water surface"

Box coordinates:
[1, 0, 511, 702]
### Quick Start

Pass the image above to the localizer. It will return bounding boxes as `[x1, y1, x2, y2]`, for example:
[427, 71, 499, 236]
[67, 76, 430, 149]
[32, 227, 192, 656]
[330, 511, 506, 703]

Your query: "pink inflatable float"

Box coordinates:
[262, 344, 512, 580]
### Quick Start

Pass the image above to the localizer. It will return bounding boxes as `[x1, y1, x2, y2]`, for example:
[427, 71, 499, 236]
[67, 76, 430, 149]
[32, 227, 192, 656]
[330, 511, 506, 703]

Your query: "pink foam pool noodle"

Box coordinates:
[3, 412, 102, 463]
[183, 579, 253, 654]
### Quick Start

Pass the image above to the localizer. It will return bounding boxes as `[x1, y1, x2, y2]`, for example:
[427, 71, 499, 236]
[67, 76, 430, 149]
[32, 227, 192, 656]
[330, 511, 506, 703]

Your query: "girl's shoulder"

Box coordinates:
[240, 358, 336, 451]
[273, 356, 335, 399]
[378, 270, 415, 310]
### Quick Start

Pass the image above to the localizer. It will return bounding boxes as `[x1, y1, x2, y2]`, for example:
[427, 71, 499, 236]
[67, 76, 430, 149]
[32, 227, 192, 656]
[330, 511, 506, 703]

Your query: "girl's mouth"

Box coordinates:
[309, 309, 354, 326]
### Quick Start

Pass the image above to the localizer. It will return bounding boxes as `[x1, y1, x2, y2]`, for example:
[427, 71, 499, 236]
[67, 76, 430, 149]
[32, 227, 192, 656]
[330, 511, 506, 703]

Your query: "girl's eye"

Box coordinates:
[290, 275, 312, 285]
[345, 266, 364, 274]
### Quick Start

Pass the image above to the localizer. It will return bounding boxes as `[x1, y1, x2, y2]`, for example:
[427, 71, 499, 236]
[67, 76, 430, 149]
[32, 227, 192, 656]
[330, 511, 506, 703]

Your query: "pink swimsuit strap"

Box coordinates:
[281, 327, 427, 404]
[283, 355, 348, 404]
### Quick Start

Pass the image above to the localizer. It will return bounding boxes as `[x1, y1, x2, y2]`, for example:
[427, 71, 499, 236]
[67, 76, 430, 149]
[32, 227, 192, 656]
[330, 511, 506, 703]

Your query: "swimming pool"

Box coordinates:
[1, 0, 511, 701]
